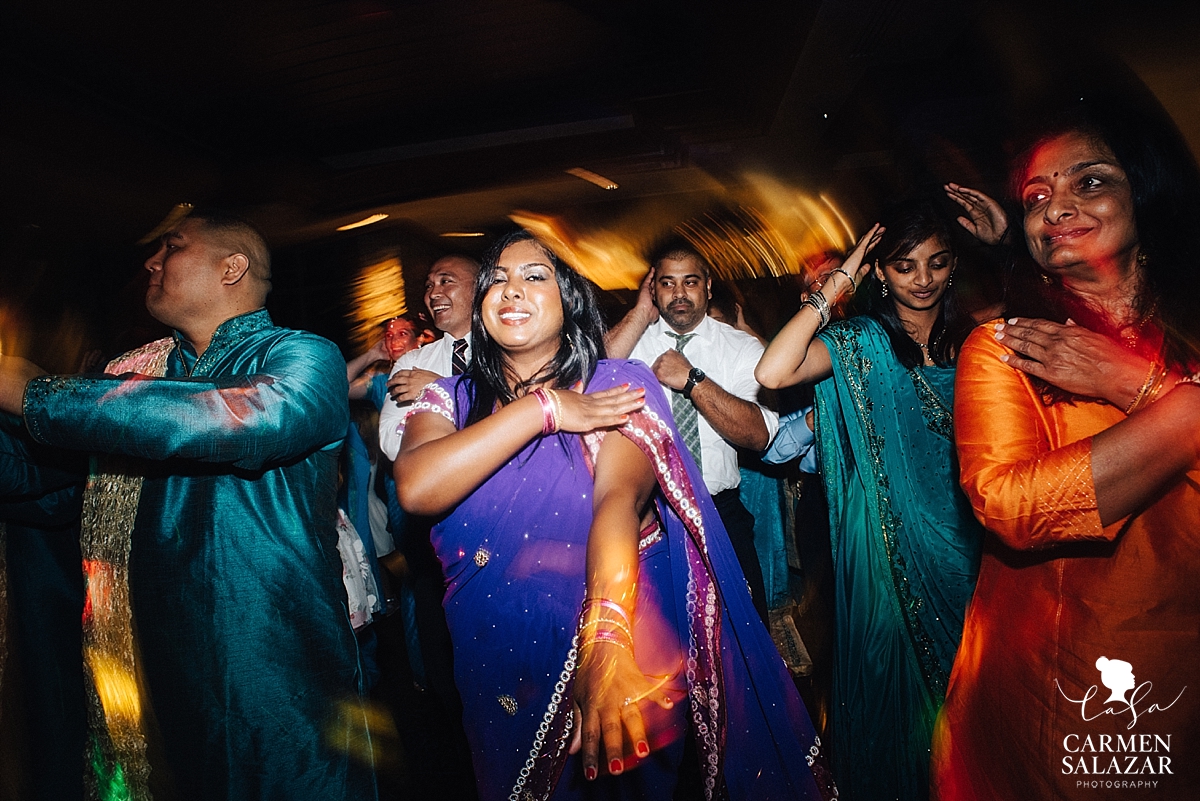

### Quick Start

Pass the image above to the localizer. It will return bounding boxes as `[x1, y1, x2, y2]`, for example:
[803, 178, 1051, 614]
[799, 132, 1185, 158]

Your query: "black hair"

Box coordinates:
[464, 230, 607, 426]
[186, 207, 272, 283]
[862, 199, 975, 369]
[646, 235, 713, 280]
[1003, 101, 1200, 397]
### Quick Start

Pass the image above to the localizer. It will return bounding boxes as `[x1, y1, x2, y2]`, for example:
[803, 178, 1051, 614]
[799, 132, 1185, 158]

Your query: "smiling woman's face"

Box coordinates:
[875, 236, 954, 315]
[1021, 131, 1139, 277]
[481, 239, 564, 363]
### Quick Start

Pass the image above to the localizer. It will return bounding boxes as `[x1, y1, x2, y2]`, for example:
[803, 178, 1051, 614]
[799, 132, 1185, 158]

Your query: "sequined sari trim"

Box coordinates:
[823, 325, 947, 699]
[81, 336, 173, 801]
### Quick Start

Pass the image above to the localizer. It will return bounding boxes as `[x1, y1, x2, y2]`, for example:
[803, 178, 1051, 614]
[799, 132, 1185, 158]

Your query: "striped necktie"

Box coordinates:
[451, 338, 468, 376]
[665, 331, 702, 472]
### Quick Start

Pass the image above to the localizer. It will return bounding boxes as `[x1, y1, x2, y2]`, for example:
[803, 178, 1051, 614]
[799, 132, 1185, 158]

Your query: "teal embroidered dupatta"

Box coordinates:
[814, 317, 981, 801]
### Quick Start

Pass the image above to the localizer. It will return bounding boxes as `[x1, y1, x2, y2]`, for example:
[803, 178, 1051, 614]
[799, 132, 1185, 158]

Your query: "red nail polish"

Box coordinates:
[585, 766, 597, 781]
[636, 740, 650, 757]
[610, 758, 623, 774]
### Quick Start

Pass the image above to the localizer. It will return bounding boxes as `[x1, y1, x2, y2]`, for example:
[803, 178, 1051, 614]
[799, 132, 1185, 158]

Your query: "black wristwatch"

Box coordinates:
[682, 367, 706, 399]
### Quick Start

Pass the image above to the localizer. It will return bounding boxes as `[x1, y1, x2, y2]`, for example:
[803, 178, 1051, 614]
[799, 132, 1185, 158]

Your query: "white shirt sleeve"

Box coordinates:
[377, 351, 419, 461]
[724, 335, 780, 446]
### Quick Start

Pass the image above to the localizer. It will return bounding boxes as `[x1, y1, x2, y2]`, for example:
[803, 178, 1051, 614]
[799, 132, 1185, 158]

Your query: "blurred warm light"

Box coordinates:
[347, 256, 407, 351]
[510, 211, 653, 290]
[337, 213, 389, 231]
[510, 174, 857, 290]
[567, 167, 619, 191]
[137, 202, 194, 245]
[327, 697, 400, 767]
[440, 231, 486, 238]
[87, 650, 142, 724]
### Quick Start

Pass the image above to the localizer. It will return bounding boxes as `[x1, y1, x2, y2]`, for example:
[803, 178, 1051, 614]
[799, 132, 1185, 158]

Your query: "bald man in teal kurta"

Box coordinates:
[3, 213, 376, 801]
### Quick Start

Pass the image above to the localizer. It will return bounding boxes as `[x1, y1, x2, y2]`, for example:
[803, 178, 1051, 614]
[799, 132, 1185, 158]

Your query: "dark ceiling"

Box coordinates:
[5, 0, 1199, 245]
[2, 0, 1199, 361]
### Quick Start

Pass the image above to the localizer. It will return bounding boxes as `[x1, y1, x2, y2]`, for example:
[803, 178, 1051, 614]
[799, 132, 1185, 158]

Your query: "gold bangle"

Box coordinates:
[1125, 360, 1163, 415]
[544, 388, 564, 433]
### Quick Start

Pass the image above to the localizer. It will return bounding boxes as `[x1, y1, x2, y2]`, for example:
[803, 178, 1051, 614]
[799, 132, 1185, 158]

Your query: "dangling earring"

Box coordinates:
[881, 281, 889, 297]
[947, 271, 954, 288]
[1137, 251, 1149, 268]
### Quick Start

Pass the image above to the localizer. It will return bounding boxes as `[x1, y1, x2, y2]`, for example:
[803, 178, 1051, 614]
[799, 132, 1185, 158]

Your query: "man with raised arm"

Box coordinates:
[606, 239, 777, 623]
[0, 211, 375, 801]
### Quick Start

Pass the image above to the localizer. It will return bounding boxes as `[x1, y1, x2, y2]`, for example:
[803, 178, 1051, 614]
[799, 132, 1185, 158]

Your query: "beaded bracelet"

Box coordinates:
[531, 388, 560, 434]
[1175, 372, 1200, 388]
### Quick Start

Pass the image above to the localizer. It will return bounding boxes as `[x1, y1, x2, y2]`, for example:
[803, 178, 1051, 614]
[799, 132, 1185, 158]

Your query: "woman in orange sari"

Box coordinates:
[933, 106, 1200, 800]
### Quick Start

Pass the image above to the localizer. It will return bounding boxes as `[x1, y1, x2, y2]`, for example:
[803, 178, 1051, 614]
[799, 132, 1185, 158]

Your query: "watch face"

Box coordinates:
[690, 368, 706, 382]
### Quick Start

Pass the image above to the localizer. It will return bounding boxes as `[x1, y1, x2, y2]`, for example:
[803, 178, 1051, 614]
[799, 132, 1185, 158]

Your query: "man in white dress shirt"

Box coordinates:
[373, 253, 481, 798]
[378, 255, 479, 460]
[606, 239, 777, 623]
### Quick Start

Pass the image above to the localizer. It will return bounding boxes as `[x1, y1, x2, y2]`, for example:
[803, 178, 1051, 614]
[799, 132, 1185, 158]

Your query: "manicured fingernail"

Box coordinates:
[994, 332, 1004, 340]
[610, 758, 623, 775]
[1008, 318, 1018, 324]
[636, 740, 650, 757]
[585, 766, 597, 781]
[1000, 354, 1010, 363]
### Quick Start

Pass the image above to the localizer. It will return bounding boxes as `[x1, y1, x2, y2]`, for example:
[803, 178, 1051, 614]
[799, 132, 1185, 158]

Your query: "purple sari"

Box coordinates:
[406, 360, 833, 801]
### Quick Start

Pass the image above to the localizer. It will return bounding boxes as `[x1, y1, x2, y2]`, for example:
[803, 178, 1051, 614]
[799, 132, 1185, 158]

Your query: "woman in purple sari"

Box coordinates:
[396, 230, 833, 801]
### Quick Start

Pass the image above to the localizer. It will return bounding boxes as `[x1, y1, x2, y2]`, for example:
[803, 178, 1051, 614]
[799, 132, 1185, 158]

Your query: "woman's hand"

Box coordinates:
[571, 642, 675, 779]
[945, 182, 1009, 245]
[820, 224, 884, 304]
[555, 383, 646, 433]
[994, 318, 1150, 407]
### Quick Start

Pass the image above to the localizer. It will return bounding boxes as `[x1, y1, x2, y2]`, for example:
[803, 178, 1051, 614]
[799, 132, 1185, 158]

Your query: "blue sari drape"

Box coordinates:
[411, 359, 834, 801]
[814, 318, 981, 801]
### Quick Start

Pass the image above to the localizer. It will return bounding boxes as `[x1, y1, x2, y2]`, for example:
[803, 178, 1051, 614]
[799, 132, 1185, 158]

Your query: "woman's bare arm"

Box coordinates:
[755, 225, 881, 389]
[575, 430, 674, 779]
[395, 384, 647, 516]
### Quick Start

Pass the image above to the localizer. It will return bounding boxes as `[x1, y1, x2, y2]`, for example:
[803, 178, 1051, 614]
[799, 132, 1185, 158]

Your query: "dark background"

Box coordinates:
[2, 0, 1198, 366]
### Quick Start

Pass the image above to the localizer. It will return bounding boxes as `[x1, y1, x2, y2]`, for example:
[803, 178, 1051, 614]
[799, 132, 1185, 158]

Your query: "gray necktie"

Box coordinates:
[665, 332, 702, 472]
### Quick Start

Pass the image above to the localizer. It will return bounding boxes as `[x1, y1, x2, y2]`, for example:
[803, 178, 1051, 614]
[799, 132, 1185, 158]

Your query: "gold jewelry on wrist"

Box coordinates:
[1126, 360, 1166, 415]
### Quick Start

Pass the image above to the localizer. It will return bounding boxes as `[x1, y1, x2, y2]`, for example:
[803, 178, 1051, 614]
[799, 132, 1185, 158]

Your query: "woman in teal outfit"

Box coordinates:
[756, 201, 983, 800]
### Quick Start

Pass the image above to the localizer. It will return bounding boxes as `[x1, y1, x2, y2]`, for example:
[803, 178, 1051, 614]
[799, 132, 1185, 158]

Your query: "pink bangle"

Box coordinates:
[531, 388, 558, 434]
[580, 628, 633, 653]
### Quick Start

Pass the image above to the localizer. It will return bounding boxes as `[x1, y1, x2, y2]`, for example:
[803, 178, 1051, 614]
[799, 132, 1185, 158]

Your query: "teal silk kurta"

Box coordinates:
[23, 310, 376, 801]
[814, 317, 982, 801]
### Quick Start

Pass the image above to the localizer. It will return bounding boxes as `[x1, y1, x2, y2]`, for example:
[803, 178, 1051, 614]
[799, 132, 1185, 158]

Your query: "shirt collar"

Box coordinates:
[653, 314, 712, 344]
[175, 308, 272, 372]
